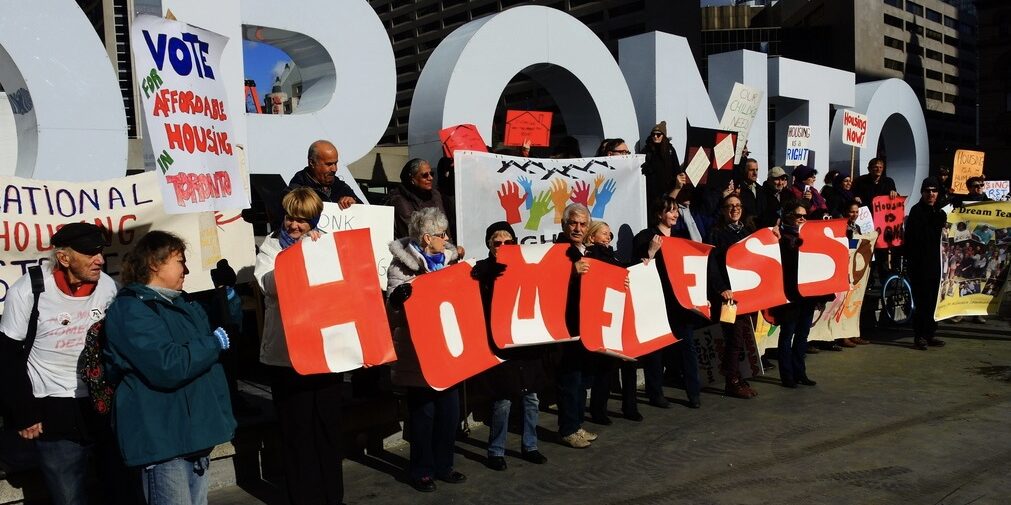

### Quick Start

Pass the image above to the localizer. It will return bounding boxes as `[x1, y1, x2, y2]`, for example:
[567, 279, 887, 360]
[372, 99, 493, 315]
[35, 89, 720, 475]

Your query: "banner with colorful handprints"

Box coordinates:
[453, 151, 647, 256]
[754, 232, 876, 352]
[936, 201, 1011, 319]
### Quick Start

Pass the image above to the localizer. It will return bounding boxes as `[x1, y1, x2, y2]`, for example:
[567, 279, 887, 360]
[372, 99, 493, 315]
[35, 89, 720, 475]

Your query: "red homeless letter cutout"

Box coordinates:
[726, 227, 788, 315]
[658, 236, 713, 318]
[403, 263, 500, 391]
[274, 229, 396, 375]
[490, 244, 577, 346]
[797, 218, 851, 297]
[579, 260, 677, 359]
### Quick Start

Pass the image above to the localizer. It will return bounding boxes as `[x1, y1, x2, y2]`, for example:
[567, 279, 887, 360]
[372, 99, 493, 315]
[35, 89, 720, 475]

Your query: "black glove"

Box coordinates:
[472, 261, 508, 282]
[388, 283, 413, 307]
[211, 259, 237, 288]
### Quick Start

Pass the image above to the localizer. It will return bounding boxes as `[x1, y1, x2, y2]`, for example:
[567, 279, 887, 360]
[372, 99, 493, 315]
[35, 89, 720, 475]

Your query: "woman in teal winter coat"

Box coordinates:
[104, 231, 235, 505]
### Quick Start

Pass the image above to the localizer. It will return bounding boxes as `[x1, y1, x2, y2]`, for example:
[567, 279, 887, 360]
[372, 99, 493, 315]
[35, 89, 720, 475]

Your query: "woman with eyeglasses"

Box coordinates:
[705, 194, 765, 399]
[387, 158, 448, 240]
[632, 196, 703, 409]
[639, 121, 683, 200]
[386, 207, 466, 492]
[470, 222, 548, 472]
[595, 138, 632, 157]
[254, 188, 348, 505]
[771, 200, 831, 388]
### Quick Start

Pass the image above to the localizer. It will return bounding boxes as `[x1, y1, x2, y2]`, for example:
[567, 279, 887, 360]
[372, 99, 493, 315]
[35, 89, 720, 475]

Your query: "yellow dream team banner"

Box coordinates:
[936, 201, 1011, 319]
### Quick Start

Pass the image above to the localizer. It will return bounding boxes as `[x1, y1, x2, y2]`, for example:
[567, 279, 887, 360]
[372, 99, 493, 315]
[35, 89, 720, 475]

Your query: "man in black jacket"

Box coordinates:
[287, 140, 363, 209]
[737, 158, 771, 224]
[904, 178, 947, 350]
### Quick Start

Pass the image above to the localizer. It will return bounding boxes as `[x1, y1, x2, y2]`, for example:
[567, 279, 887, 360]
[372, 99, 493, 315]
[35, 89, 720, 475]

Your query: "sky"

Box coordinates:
[242, 40, 292, 110]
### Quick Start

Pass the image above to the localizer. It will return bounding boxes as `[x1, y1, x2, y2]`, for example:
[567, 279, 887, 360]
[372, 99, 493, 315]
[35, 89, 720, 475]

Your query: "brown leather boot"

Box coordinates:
[725, 378, 752, 399]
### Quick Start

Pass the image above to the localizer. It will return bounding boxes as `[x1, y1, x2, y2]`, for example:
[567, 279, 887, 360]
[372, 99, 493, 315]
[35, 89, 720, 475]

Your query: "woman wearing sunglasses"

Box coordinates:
[387, 158, 448, 240]
[639, 121, 683, 200]
[470, 222, 548, 471]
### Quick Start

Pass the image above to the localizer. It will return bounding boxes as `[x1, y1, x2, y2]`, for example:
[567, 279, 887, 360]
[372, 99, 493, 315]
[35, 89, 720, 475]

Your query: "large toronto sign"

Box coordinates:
[0, 1, 928, 202]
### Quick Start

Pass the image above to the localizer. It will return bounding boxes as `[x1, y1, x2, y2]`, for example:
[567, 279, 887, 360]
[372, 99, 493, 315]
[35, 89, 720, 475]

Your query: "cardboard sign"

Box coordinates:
[579, 260, 677, 360]
[842, 110, 868, 148]
[439, 124, 489, 159]
[725, 227, 788, 315]
[872, 195, 906, 249]
[273, 228, 396, 375]
[489, 243, 576, 347]
[131, 15, 248, 214]
[718, 83, 764, 163]
[0, 172, 254, 314]
[797, 219, 851, 297]
[315, 203, 394, 290]
[855, 206, 874, 234]
[504, 110, 553, 147]
[784, 125, 811, 167]
[404, 262, 500, 390]
[983, 180, 1009, 201]
[951, 149, 985, 195]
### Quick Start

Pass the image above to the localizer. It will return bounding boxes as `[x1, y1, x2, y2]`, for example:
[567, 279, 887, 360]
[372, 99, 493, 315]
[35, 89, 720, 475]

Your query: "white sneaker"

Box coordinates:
[576, 428, 598, 442]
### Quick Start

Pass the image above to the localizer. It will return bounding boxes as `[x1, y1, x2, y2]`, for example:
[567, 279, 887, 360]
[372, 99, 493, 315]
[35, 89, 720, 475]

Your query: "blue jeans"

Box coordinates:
[778, 302, 816, 383]
[142, 456, 210, 505]
[488, 393, 539, 457]
[36, 438, 91, 505]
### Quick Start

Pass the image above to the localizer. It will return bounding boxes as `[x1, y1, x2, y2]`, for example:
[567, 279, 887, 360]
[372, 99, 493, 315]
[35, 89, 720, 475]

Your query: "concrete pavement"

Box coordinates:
[212, 319, 1011, 505]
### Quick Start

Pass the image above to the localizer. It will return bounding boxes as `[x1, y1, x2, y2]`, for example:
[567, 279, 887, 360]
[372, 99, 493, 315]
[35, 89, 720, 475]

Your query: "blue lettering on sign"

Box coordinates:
[785, 148, 808, 161]
[142, 30, 216, 80]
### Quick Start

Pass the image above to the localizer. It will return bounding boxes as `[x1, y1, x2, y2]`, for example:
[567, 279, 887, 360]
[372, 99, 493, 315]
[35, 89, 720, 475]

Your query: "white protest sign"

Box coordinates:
[454, 152, 646, 256]
[718, 83, 764, 163]
[713, 134, 736, 169]
[0, 172, 255, 313]
[314, 203, 394, 290]
[842, 110, 868, 148]
[131, 15, 249, 214]
[784, 125, 811, 167]
[685, 148, 711, 186]
[855, 206, 874, 234]
[983, 180, 1009, 201]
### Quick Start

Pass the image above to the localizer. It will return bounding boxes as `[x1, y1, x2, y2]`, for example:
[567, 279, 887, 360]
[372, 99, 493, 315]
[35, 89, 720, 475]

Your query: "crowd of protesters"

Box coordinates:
[0, 127, 986, 505]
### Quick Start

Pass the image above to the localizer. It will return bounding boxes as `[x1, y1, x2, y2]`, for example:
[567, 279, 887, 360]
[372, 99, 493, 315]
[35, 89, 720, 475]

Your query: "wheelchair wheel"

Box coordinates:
[880, 274, 915, 325]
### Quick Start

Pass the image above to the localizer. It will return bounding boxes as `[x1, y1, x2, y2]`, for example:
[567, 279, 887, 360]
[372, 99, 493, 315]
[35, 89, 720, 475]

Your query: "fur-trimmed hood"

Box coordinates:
[386, 237, 459, 293]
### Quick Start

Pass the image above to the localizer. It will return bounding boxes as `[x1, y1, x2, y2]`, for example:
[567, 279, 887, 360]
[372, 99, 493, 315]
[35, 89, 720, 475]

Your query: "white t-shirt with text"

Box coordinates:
[0, 265, 118, 398]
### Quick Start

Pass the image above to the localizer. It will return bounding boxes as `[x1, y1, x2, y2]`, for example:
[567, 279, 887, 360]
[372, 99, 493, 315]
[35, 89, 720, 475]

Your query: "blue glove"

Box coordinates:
[213, 327, 230, 350]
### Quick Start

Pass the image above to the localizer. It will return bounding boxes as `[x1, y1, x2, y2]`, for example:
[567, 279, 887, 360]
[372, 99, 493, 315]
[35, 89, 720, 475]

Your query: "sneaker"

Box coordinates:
[561, 432, 591, 448]
[485, 456, 507, 471]
[576, 428, 598, 442]
[521, 449, 548, 464]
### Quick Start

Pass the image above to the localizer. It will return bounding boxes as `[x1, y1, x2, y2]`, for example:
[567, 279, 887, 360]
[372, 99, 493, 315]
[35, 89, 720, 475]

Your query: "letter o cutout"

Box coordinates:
[408, 6, 639, 163]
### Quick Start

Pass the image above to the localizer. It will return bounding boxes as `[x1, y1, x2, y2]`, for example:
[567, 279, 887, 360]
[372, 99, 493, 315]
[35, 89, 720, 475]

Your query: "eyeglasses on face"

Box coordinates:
[651, 132, 663, 137]
[789, 213, 808, 220]
[428, 232, 447, 239]
[492, 239, 517, 247]
[609, 150, 631, 155]
[723, 204, 743, 210]
[418, 171, 434, 179]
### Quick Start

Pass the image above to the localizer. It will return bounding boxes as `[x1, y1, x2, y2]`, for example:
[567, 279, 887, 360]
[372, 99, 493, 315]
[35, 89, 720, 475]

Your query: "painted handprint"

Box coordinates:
[550, 179, 570, 224]
[588, 175, 605, 207]
[570, 180, 590, 206]
[517, 176, 534, 210]
[590, 179, 617, 218]
[525, 190, 554, 231]
[497, 180, 526, 224]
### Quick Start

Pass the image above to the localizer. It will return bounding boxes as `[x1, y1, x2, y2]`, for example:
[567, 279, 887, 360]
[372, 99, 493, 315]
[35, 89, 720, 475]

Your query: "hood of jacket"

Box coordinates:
[388, 236, 458, 273]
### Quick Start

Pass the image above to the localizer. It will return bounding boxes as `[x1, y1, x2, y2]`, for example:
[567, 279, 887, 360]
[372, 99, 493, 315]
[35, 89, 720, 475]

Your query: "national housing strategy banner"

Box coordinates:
[0, 172, 255, 314]
[453, 151, 647, 255]
[936, 201, 1011, 319]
